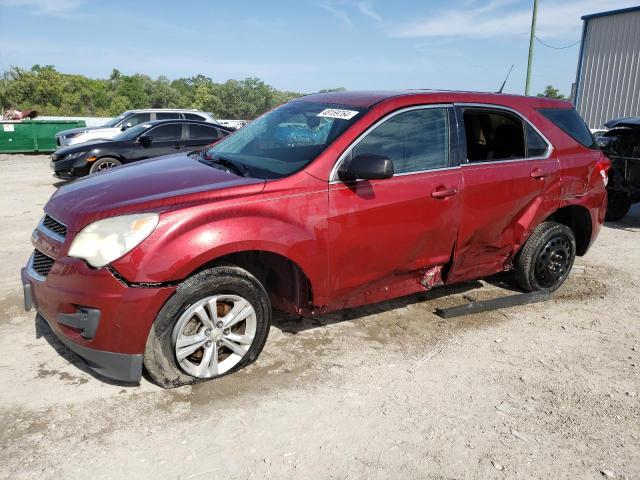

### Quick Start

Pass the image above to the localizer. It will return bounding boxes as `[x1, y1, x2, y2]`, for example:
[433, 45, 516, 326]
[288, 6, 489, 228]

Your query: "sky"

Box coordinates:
[0, 0, 638, 96]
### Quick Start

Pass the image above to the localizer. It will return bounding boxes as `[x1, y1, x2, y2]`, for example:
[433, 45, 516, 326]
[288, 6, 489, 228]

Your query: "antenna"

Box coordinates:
[497, 64, 514, 94]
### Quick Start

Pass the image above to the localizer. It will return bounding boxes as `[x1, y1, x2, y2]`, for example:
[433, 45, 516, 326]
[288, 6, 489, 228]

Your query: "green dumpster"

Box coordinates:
[0, 119, 86, 153]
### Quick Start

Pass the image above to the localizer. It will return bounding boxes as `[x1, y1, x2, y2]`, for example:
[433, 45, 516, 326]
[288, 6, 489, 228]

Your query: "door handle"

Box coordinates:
[530, 168, 547, 179]
[431, 186, 459, 199]
[172, 144, 181, 149]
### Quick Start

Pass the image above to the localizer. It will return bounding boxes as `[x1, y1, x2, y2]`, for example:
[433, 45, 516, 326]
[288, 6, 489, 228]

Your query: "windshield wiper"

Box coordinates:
[199, 156, 249, 177]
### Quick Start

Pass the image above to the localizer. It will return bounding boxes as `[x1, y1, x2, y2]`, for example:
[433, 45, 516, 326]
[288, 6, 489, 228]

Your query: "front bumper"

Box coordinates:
[50, 156, 90, 179]
[21, 257, 175, 383]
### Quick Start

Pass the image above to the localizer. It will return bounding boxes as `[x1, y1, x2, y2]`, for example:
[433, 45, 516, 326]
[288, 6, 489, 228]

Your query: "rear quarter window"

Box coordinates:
[538, 108, 597, 149]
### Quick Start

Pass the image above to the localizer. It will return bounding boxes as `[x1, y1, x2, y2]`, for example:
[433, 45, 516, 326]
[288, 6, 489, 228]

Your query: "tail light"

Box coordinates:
[595, 155, 611, 186]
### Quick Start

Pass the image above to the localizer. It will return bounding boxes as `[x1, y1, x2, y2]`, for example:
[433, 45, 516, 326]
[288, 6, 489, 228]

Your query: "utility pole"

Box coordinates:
[525, 0, 538, 96]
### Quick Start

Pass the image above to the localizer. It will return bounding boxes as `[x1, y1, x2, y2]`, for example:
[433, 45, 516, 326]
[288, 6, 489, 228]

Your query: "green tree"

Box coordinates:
[536, 85, 566, 100]
[0, 65, 304, 119]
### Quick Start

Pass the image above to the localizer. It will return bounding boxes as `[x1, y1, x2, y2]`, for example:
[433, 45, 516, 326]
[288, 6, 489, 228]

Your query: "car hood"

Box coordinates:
[53, 139, 113, 157]
[45, 153, 266, 231]
[604, 117, 640, 129]
[57, 125, 110, 137]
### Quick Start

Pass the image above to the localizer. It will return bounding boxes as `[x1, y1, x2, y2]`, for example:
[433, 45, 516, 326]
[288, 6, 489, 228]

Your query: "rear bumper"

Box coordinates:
[21, 257, 175, 383]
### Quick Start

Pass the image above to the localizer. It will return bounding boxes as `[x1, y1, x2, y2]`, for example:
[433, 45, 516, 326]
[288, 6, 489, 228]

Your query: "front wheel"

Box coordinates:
[89, 157, 122, 174]
[515, 221, 576, 293]
[144, 265, 271, 388]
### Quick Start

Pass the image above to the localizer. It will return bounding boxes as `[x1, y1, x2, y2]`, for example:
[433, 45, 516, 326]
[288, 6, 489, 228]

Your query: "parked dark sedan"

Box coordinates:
[50, 119, 232, 179]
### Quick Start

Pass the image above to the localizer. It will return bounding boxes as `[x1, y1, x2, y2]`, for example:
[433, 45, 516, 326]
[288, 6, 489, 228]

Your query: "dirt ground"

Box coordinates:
[0, 154, 638, 480]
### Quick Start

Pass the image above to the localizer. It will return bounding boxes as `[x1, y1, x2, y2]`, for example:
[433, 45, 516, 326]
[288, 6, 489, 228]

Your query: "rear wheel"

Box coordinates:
[144, 265, 271, 388]
[605, 191, 632, 222]
[89, 157, 122, 174]
[515, 221, 576, 292]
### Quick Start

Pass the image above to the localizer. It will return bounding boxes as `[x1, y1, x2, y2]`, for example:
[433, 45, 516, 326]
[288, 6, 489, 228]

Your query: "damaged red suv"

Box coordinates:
[22, 91, 609, 387]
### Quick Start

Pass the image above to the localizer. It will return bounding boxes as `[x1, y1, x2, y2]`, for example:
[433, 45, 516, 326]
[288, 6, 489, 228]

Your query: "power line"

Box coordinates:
[535, 35, 581, 50]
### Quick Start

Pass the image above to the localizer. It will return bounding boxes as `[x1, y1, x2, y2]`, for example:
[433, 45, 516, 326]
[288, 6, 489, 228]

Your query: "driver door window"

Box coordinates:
[124, 113, 151, 127]
[351, 108, 450, 174]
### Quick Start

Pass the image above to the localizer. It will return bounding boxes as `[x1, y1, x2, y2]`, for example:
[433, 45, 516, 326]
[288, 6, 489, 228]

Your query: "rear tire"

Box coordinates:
[144, 265, 271, 388]
[605, 191, 632, 222]
[89, 157, 122, 174]
[515, 221, 576, 293]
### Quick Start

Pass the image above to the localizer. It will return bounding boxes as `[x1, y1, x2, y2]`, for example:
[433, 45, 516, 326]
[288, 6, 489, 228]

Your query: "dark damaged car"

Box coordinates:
[597, 117, 640, 220]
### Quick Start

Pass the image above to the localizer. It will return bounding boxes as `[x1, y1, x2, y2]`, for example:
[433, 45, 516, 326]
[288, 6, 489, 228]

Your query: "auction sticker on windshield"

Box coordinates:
[317, 109, 359, 120]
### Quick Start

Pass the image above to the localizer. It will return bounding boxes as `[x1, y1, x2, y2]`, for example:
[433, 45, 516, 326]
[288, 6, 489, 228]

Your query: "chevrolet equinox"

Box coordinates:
[22, 91, 610, 387]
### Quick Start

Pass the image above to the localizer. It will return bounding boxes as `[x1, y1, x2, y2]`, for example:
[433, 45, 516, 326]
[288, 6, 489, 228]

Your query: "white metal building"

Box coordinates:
[574, 6, 640, 128]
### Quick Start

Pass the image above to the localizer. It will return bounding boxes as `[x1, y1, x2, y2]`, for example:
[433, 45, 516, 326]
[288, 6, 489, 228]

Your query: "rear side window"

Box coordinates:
[525, 124, 548, 157]
[189, 124, 221, 140]
[353, 108, 449, 174]
[148, 124, 183, 141]
[463, 109, 525, 161]
[156, 112, 181, 120]
[185, 113, 207, 121]
[538, 108, 596, 149]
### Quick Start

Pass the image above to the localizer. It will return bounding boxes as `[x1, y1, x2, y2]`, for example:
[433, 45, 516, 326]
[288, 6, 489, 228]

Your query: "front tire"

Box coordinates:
[515, 221, 576, 293]
[144, 265, 271, 388]
[89, 157, 122, 174]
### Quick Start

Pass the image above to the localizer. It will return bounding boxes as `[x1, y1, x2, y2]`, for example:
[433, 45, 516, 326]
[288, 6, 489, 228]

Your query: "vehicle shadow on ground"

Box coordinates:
[34, 314, 138, 387]
[272, 278, 501, 334]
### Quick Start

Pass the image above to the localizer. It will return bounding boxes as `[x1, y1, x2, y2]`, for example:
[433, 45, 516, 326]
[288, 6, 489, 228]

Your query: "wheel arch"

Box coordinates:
[187, 249, 314, 315]
[545, 204, 592, 256]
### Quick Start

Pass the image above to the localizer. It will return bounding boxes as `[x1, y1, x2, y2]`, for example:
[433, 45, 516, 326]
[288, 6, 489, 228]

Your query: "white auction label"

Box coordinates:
[3, 124, 15, 132]
[317, 108, 359, 120]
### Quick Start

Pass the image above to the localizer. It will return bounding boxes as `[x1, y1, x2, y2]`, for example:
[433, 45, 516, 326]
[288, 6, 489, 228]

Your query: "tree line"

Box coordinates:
[0, 65, 345, 120]
[0, 65, 567, 120]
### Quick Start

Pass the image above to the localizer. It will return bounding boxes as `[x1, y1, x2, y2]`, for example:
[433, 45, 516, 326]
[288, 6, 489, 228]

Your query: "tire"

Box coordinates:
[89, 157, 122, 174]
[144, 265, 271, 388]
[515, 221, 576, 293]
[605, 191, 632, 222]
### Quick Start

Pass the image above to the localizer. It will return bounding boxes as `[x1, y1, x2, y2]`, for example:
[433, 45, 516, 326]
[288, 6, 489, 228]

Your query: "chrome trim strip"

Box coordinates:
[329, 104, 453, 182]
[37, 214, 66, 243]
[453, 102, 554, 163]
[328, 165, 460, 185]
[27, 252, 46, 282]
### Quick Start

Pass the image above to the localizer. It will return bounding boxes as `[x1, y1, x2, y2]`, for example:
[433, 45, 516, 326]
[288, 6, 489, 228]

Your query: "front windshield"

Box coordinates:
[103, 112, 130, 128]
[199, 101, 366, 179]
[111, 123, 153, 141]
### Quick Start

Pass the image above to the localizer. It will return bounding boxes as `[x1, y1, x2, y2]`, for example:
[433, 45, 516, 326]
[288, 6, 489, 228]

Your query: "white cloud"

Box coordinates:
[390, 0, 640, 39]
[320, 2, 353, 29]
[357, 1, 382, 22]
[0, 0, 85, 16]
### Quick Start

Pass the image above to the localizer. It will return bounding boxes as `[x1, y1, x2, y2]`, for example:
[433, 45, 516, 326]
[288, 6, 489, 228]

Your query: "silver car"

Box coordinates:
[56, 109, 218, 147]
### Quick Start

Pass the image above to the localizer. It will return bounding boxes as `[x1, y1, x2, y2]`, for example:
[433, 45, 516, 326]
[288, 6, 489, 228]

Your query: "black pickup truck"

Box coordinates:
[597, 117, 640, 221]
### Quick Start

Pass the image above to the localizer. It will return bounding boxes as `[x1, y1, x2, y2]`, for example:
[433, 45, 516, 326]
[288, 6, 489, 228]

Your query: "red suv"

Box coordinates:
[21, 91, 609, 387]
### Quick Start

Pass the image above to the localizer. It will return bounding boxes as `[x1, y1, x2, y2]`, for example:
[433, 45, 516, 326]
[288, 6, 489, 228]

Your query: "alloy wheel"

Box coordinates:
[172, 294, 257, 378]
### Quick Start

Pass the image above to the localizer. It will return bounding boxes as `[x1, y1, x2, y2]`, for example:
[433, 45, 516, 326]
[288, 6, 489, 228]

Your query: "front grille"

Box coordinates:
[32, 249, 55, 278]
[42, 215, 67, 238]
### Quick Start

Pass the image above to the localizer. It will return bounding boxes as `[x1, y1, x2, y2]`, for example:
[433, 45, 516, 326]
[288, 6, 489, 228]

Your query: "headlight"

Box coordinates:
[68, 214, 159, 268]
[64, 151, 88, 161]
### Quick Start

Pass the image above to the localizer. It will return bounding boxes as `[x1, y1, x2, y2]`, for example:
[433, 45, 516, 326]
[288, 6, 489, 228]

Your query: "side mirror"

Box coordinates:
[338, 153, 394, 182]
[121, 122, 133, 131]
[138, 135, 152, 147]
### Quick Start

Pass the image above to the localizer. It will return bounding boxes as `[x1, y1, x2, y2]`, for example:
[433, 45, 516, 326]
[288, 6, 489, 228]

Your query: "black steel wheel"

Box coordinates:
[515, 221, 576, 292]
